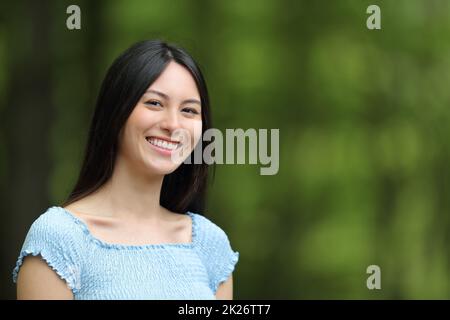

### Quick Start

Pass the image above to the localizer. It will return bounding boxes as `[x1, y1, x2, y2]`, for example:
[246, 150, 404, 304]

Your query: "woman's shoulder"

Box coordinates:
[190, 212, 229, 239]
[12, 206, 84, 290]
[188, 211, 240, 294]
[190, 211, 236, 251]
[24, 206, 84, 244]
[31, 205, 77, 227]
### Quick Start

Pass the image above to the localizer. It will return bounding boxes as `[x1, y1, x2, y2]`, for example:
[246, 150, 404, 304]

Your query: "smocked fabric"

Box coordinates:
[12, 206, 239, 300]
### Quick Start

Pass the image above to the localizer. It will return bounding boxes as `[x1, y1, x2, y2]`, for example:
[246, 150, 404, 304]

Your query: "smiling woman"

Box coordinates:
[11, 40, 239, 300]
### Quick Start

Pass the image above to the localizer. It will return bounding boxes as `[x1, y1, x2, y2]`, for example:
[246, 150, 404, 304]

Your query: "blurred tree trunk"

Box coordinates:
[0, 0, 53, 299]
[0, 0, 103, 299]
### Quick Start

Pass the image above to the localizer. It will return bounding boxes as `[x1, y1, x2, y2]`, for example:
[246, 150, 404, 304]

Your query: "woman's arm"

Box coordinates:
[215, 274, 233, 300]
[16, 255, 74, 300]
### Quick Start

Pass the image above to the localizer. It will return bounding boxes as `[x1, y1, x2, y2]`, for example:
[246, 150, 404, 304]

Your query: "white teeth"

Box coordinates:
[147, 137, 179, 151]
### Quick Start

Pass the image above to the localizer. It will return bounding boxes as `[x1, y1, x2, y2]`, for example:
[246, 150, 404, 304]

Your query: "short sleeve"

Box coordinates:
[12, 208, 82, 293]
[194, 214, 240, 294]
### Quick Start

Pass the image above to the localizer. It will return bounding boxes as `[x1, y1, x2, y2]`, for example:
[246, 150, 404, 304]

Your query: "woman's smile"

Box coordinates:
[145, 136, 182, 156]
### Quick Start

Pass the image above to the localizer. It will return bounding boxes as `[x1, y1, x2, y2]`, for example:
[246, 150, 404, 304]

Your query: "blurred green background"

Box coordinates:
[1, 0, 450, 299]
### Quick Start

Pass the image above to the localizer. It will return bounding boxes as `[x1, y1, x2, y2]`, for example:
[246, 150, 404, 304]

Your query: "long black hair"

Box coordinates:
[62, 40, 213, 214]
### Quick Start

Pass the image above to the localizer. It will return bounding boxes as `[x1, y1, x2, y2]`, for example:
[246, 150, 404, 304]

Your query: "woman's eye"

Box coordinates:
[145, 100, 162, 107]
[182, 108, 199, 115]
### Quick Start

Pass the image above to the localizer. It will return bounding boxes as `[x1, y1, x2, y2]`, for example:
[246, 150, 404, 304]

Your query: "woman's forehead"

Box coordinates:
[146, 62, 200, 100]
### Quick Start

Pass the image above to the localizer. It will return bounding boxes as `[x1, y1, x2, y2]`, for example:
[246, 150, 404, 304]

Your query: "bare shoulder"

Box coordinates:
[63, 200, 98, 218]
[63, 202, 117, 227]
[160, 207, 193, 242]
[17, 255, 73, 300]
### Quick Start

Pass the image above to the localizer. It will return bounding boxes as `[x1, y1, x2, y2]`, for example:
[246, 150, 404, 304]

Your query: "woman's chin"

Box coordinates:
[144, 161, 180, 176]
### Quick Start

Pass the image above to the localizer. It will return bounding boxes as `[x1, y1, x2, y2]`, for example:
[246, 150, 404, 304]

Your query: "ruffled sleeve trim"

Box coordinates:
[212, 250, 239, 294]
[12, 248, 81, 294]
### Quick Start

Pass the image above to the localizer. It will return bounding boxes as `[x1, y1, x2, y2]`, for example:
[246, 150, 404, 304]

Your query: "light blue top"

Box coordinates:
[12, 206, 239, 300]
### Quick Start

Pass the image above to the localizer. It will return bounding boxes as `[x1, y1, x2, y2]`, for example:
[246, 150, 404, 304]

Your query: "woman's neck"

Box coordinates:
[71, 157, 170, 222]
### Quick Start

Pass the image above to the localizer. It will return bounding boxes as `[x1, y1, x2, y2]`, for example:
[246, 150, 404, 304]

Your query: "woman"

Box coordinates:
[12, 40, 239, 300]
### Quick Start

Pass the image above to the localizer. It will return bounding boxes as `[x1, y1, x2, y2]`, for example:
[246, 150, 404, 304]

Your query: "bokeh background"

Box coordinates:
[1, 0, 450, 299]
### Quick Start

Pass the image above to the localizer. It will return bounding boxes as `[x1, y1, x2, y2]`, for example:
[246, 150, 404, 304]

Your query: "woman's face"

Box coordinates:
[118, 61, 203, 175]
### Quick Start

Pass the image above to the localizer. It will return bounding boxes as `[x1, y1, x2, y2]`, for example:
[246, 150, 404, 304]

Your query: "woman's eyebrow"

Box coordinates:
[146, 89, 169, 99]
[145, 89, 201, 105]
[182, 99, 201, 105]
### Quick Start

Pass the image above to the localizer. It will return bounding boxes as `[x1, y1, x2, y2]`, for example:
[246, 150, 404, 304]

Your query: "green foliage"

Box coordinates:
[1, 0, 449, 299]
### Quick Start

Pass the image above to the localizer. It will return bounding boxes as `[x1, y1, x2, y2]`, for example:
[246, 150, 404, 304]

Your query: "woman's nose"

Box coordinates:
[160, 109, 180, 132]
